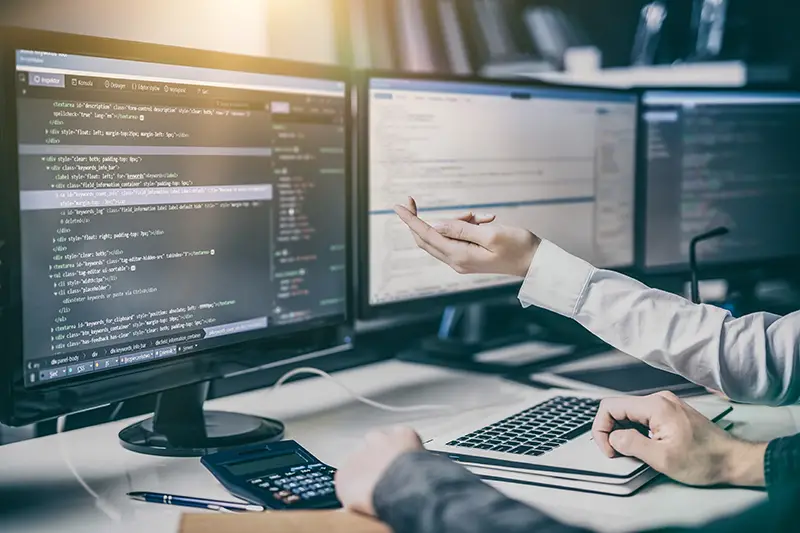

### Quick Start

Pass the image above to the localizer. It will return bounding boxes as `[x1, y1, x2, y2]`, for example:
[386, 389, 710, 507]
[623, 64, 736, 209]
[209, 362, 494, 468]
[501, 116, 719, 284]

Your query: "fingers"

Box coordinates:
[592, 395, 665, 458]
[433, 219, 494, 248]
[455, 212, 497, 225]
[407, 196, 418, 216]
[410, 229, 451, 264]
[394, 204, 458, 255]
[409, 196, 494, 227]
[607, 429, 660, 466]
[472, 213, 496, 224]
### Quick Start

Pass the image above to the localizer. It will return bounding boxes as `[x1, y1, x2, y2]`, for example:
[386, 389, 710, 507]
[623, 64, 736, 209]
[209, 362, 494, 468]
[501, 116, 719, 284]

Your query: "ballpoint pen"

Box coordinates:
[127, 491, 264, 513]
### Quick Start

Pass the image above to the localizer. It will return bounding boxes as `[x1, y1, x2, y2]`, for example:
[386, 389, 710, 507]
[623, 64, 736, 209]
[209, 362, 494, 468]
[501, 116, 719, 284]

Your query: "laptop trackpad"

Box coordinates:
[546, 435, 645, 478]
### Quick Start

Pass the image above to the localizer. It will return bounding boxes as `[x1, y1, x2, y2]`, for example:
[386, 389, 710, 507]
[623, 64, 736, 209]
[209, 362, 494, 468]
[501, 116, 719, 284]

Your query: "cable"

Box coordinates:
[55, 366, 462, 518]
[267, 367, 458, 414]
[57, 415, 122, 522]
[108, 401, 125, 422]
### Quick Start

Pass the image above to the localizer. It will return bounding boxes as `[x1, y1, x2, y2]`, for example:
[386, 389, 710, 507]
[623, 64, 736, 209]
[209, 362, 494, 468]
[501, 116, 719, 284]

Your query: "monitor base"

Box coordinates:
[397, 304, 529, 374]
[118, 382, 284, 457]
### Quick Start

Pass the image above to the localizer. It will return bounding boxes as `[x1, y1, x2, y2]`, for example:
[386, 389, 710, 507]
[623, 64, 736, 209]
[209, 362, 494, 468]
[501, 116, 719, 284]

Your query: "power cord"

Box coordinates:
[56, 415, 122, 522]
[267, 367, 457, 414]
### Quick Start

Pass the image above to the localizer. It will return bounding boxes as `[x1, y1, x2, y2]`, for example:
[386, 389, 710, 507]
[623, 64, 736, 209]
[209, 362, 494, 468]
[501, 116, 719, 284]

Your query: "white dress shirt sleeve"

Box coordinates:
[518, 240, 800, 406]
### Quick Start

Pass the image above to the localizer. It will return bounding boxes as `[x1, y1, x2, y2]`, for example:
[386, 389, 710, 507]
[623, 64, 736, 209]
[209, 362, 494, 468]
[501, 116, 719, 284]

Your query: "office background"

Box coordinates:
[1, 0, 799, 444]
[4, 0, 800, 75]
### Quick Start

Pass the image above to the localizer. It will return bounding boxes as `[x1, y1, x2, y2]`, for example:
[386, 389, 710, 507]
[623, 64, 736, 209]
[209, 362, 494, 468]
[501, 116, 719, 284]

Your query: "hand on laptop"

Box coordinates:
[335, 426, 423, 516]
[394, 197, 540, 278]
[592, 391, 766, 487]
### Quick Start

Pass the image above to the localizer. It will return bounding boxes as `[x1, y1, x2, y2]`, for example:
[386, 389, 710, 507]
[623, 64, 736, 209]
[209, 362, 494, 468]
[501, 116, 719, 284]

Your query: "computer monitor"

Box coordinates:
[359, 74, 638, 318]
[639, 89, 800, 273]
[0, 28, 351, 455]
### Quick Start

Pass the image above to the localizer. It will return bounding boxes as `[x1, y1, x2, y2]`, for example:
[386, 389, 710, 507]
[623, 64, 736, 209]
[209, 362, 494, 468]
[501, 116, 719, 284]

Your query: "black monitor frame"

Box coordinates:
[0, 28, 354, 427]
[356, 70, 639, 320]
[634, 86, 800, 280]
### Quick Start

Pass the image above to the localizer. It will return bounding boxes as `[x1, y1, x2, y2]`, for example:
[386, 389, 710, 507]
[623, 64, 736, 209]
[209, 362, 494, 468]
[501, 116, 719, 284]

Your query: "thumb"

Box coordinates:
[608, 429, 659, 465]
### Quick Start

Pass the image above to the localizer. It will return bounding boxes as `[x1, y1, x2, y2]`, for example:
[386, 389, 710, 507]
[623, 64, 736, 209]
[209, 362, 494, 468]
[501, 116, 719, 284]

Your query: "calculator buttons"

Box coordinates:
[241, 462, 337, 508]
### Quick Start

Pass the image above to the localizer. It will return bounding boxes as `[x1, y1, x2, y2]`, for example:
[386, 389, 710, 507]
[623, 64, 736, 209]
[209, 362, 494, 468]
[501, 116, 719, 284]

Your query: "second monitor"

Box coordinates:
[360, 75, 638, 317]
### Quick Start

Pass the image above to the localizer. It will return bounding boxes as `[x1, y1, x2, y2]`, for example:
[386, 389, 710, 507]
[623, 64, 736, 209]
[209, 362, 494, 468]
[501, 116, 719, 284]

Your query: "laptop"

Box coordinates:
[426, 389, 732, 495]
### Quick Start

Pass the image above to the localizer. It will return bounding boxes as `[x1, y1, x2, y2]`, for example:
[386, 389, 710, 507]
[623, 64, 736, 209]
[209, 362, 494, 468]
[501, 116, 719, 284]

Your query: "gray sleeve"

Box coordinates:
[371, 451, 800, 533]
[372, 451, 589, 533]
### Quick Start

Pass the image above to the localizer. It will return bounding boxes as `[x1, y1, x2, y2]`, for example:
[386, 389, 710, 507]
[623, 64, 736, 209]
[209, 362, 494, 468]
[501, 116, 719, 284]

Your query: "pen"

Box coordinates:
[127, 491, 264, 513]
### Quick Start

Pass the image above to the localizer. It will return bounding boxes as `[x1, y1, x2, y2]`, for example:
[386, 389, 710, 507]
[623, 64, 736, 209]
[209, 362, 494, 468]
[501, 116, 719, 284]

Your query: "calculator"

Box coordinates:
[201, 440, 341, 510]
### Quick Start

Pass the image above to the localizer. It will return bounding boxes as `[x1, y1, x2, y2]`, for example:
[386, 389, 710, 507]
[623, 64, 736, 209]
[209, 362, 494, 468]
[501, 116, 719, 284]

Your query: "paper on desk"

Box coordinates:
[179, 511, 390, 533]
[474, 341, 573, 366]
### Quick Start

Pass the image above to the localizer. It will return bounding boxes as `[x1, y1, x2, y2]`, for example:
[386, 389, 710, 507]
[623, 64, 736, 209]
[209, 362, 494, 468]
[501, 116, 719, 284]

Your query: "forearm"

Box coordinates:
[373, 452, 588, 533]
[519, 240, 800, 406]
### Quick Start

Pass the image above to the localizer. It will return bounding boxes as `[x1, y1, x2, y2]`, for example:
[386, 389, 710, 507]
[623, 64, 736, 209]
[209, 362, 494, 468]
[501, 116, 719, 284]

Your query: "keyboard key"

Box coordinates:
[509, 445, 532, 454]
[492, 445, 513, 452]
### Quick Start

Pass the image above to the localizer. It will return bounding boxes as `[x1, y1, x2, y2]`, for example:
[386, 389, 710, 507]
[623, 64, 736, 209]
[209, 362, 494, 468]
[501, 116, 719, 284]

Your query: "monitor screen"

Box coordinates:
[366, 77, 637, 308]
[15, 50, 348, 386]
[641, 90, 800, 271]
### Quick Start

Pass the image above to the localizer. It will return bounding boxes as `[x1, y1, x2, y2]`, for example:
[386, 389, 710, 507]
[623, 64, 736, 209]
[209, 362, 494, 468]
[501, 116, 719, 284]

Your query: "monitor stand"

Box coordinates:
[119, 381, 284, 457]
[398, 303, 531, 374]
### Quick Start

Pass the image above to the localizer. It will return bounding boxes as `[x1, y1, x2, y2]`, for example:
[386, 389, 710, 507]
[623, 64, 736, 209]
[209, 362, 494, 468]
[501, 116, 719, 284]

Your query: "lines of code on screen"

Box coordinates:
[16, 53, 347, 386]
[643, 92, 800, 269]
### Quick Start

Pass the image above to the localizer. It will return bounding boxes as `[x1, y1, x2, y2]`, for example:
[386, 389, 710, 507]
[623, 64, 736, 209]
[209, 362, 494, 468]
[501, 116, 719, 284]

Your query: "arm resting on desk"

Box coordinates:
[519, 240, 800, 406]
[373, 451, 589, 533]
[373, 452, 800, 533]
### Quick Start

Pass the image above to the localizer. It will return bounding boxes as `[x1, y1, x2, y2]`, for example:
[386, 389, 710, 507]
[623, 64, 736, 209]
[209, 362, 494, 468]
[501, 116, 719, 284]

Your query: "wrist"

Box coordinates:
[721, 439, 767, 487]
[515, 233, 541, 278]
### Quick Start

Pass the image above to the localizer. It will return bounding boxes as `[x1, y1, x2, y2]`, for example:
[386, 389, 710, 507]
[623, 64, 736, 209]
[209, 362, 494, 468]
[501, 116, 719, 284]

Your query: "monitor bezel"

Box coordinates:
[0, 27, 354, 426]
[356, 70, 640, 320]
[635, 86, 800, 278]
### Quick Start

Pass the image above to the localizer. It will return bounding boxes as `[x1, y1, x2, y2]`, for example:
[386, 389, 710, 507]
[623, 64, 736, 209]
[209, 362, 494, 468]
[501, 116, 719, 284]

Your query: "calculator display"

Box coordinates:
[224, 452, 307, 476]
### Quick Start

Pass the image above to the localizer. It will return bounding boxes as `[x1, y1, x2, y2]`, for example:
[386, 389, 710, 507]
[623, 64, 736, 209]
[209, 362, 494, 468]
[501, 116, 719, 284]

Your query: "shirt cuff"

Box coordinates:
[517, 239, 595, 318]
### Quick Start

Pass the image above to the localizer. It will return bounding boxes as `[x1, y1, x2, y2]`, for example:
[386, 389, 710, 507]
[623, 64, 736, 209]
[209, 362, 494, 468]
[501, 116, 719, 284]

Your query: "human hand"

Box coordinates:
[335, 426, 424, 516]
[592, 391, 766, 487]
[394, 197, 541, 278]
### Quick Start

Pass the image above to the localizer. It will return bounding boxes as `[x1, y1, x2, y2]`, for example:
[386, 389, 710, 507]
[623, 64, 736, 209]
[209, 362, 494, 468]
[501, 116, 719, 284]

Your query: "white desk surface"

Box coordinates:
[1, 360, 798, 533]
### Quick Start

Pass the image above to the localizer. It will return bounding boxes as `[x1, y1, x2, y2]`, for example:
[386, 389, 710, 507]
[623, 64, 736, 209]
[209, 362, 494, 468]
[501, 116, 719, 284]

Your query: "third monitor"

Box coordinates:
[640, 89, 800, 273]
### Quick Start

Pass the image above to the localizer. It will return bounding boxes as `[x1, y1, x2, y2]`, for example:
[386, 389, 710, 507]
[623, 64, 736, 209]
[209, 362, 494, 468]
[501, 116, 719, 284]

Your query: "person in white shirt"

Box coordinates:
[333, 198, 800, 519]
[393, 197, 800, 408]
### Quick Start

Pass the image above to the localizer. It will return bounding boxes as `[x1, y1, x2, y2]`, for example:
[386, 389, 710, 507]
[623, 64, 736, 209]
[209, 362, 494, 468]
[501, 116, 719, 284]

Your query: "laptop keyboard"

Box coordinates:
[446, 396, 600, 457]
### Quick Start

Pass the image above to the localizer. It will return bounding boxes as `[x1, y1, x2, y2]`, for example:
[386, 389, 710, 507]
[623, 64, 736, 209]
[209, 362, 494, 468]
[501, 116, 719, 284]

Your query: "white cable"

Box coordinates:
[54, 365, 458, 519]
[268, 367, 458, 414]
[56, 415, 122, 522]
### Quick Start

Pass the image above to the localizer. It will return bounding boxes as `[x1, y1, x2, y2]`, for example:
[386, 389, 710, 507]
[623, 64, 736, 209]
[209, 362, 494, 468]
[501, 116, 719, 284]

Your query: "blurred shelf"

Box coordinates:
[520, 61, 792, 89]
[525, 61, 750, 88]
